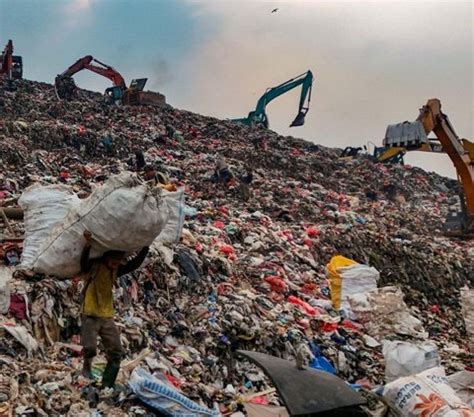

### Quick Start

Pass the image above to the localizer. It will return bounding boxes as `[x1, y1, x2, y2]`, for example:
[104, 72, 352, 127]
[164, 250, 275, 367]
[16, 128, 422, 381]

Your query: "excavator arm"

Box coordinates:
[58, 55, 126, 88]
[55, 55, 126, 100]
[383, 98, 474, 236]
[234, 70, 314, 128]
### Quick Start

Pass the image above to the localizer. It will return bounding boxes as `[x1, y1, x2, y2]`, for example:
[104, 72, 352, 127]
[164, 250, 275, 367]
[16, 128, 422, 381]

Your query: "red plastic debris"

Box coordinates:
[213, 220, 225, 229]
[430, 305, 440, 314]
[303, 238, 313, 247]
[287, 295, 317, 316]
[320, 322, 338, 333]
[219, 245, 234, 255]
[306, 227, 320, 237]
[264, 276, 286, 292]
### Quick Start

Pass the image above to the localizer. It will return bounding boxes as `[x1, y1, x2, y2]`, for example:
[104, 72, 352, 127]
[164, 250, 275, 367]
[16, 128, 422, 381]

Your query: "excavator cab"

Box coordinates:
[374, 146, 406, 164]
[11, 56, 23, 79]
[247, 111, 269, 128]
[104, 86, 124, 104]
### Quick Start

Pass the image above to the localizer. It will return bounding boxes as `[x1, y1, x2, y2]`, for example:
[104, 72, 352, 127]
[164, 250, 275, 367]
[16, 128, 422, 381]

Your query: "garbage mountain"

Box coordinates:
[0, 78, 472, 416]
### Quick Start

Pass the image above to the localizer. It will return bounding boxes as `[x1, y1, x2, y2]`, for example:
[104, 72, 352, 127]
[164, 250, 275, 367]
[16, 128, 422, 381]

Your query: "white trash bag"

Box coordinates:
[383, 340, 440, 383]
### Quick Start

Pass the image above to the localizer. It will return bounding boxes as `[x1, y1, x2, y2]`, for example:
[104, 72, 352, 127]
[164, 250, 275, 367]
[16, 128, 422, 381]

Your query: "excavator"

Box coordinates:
[382, 99, 474, 237]
[233, 70, 313, 128]
[55, 55, 165, 106]
[0, 39, 23, 81]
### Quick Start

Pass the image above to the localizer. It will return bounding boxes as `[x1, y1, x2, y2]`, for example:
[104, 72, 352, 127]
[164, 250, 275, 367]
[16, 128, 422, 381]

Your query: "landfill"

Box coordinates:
[0, 77, 473, 416]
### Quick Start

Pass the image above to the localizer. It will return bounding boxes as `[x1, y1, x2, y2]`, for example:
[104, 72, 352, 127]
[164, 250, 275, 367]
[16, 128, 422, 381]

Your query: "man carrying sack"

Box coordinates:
[80, 230, 149, 388]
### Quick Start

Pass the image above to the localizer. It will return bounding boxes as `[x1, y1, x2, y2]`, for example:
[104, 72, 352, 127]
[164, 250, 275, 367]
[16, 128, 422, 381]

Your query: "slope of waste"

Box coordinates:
[0, 78, 472, 416]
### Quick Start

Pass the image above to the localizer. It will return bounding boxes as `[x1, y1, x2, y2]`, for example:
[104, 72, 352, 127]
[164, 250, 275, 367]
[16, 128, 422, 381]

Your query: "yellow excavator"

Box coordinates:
[381, 99, 474, 237]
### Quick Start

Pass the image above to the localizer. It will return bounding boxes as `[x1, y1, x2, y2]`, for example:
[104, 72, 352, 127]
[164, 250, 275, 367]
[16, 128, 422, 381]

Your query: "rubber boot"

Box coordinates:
[82, 357, 93, 379]
[101, 361, 120, 388]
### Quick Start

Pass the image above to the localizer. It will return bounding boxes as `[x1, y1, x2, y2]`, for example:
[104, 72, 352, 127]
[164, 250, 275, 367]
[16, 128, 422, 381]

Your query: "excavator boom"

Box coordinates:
[57, 55, 126, 89]
[234, 70, 314, 128]
[383, 99, 474, 237]
[1, 39, 22, 80]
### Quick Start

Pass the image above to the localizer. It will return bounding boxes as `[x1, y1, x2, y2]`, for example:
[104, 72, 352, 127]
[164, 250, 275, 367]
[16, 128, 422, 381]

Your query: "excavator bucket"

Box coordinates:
[290, 111, 307, 127]
[384, 121, 429, 149]
[129, 78, 147, 92]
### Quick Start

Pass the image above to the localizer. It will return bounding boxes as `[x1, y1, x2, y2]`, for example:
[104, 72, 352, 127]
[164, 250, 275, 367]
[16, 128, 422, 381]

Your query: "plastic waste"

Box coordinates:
[129, 367, 221, 416]
[327, 256, 379, 310]
[287, 295, 317, 316]
[264, 276, 286, 292]
[383, 340, 440, 382]
[347, 286, 427, 339]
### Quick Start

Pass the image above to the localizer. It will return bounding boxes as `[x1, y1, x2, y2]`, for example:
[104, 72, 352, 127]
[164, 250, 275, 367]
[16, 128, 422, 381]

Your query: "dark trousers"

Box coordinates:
[81, 316, 123, 387]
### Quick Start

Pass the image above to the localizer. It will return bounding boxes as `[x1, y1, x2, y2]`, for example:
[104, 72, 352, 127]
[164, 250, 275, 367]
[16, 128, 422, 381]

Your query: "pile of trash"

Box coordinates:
[0, 77, 472, 416]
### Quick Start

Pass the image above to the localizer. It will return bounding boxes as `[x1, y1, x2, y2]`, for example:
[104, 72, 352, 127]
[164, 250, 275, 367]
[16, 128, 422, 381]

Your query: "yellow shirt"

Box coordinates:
[82, 263, 117, 318]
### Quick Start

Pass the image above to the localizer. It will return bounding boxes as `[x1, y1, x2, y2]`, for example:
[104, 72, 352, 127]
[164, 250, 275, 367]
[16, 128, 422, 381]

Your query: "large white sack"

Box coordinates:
[382, 367, 473, 417]
[19, 185, 80, 270]
[20, 173, 172, 277]
[339, 264, 379, 310]
[383, 340, 440, 383]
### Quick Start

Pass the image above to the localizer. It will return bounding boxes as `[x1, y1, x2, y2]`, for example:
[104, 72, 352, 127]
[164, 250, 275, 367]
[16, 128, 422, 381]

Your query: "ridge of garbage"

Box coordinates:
[0, 78, 472, 415]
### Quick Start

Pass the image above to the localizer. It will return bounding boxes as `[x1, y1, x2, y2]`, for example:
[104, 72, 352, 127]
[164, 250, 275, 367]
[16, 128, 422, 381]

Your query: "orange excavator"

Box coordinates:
[383, 99, 474, 237]
[55, 55, 165, 106]
[0, 39, 23, 81]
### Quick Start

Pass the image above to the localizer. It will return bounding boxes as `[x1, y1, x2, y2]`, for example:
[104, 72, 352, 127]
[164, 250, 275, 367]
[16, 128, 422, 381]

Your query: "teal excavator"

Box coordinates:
[233, 70, 313, 128]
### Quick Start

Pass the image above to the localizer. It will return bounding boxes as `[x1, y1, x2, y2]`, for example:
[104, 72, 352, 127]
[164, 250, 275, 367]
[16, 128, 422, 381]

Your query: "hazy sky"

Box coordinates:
[1, 0, 472, 178]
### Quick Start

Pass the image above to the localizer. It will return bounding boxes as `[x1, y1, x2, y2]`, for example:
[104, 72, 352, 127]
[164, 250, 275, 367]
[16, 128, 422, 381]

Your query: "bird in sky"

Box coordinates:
[271, 8, 279, 13]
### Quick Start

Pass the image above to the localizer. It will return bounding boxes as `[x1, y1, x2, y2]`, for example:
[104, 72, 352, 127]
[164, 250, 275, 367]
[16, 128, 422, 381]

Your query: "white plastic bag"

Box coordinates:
[0, 266, 12, 314]
[20, 173, 173, 277]
[382, 367, 473, 417]
[339, 264, 379, 310]
[0, 323, 39, 355]
[383, 340, 440, 383]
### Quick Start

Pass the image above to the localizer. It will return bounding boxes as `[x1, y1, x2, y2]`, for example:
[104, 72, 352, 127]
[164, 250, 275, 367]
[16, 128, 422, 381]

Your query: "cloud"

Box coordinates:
[65, 0, 93, 13]
[59, 0, 94, 31]
[173, 0, 472, 178]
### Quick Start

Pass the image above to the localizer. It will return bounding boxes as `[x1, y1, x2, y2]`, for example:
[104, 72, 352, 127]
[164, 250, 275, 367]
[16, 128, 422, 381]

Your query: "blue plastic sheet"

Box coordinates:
[129, 368, 221, 417]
